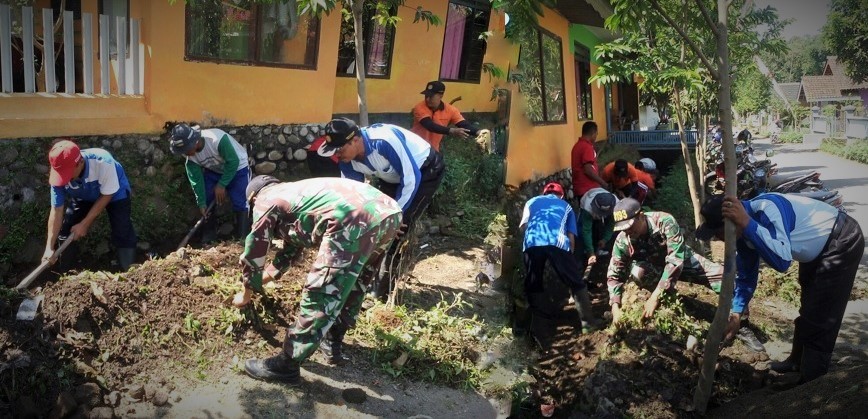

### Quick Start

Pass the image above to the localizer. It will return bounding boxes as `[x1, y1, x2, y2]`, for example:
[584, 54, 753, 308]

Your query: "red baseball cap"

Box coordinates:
[48, 140, 82, 186]
[542, 182, 564, 198]
[310, 136, 340, 163]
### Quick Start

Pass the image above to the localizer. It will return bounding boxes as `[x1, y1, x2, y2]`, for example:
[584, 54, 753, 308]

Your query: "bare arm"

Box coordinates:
[584, 164, 608, 189]
[70, 194, 113, 239]
[44, 205, 65, 252]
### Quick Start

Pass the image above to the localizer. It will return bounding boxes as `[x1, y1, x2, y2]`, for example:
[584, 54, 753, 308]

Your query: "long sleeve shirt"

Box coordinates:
[606, 211, 690, 305]
[337, 124, 431, 212]
[732, 193, 839, 313]
[185, 129, 249, 208]
[579, 188, 618, 255]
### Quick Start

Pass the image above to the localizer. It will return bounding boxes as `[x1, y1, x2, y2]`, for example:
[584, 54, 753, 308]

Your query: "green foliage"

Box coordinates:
[595, 142, 641, 168]
[435, 136, 504, 239]
[778, 131, 804, 143]
[823, 0, 868, 83]
[760, 35, 828, 83]
[613, 288, 705, 343]
[0, 202, 47, 266]
[755, 265, 800, 305]
[821, 138, 868, 164]
[653, 157, 694, 225]
[733, 63, 772, 116]
[482, 63, 506, 82]
[822, 104, 838, 118]
[350, 295, 487, 389]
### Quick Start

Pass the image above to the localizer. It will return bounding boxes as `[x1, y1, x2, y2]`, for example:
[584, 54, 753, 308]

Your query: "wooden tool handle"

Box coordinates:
[16, 234, 76, 291]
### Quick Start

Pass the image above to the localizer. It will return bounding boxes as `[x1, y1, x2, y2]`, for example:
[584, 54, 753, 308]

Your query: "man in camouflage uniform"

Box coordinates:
[235, 175, 402, 383]
[606, 198, 764, 351]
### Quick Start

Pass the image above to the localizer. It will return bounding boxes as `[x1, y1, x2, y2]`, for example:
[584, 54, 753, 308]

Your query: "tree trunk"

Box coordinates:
[693, 1, 737, 413]
[351, 0, 369, 125]
[673, 88, 702, 228]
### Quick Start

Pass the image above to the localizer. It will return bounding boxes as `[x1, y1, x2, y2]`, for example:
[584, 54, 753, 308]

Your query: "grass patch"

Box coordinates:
[653, 157, 694, 224]
[778, 131, 804, 144]
[821, 138, 868, 164]
[596, 142, 641, 167]
[350, 294, 490, 389]
[755, 264, 800, 305]
[611, 285, 707, 344]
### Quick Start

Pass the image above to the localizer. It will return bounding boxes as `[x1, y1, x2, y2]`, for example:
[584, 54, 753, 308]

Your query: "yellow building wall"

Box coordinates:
[332, 1, 509, 115]
[504, 11, 608, 187]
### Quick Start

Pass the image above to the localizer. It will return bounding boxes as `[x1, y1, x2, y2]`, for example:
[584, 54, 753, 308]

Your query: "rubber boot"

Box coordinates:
[318, 325, 349, 365]
[56, 239, 80, 272]
[573, 288, 600, 333]
[770, 329, 802, 373]
[798, 347, 832, 384]
[116, 248, 136, 271]
[200, 213, 218, 245]
[244, 352, 301, 384]
[234, 211, 251, 239]
[369, 254, 395, 302]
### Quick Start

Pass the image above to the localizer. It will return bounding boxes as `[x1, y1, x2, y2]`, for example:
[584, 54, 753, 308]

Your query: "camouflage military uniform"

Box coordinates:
[240, 178, 402, 362]
[606, 211, 722, 305]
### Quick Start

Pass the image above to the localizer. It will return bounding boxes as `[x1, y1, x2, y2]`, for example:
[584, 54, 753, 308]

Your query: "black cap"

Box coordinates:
[614, 159, 629, 177]
[421, 80, 446, 96]
[591, 192, 617, 218]
[319, 117, 360, 157]
[169, 123, 201, 155]
[695, 195, 726, 241]
[612, 198, 642, 231]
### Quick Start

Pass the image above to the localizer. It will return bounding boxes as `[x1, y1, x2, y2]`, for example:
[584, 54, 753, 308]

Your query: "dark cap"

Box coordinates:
[590, 192, 617, 218]
[542, 182, 564, 198]
[169, 123, 202, 155]
[695, 195, 726, 241]
[421, 80, 446, 96]
[612, 198, 642, 231]
[614, 159, 629, 177]
[246, 175, 280, 205]
[319, 117, 360, 157]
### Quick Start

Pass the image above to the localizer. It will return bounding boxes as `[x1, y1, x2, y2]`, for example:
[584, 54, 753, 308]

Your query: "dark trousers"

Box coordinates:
[59, 198, 137, 249]
[795, 213, 864, 357]
[523, 246, 587, 296]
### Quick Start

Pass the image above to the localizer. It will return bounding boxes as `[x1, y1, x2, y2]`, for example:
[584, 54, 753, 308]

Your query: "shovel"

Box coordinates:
[177, 201, 216, 250]
[14, 233, 76, 321]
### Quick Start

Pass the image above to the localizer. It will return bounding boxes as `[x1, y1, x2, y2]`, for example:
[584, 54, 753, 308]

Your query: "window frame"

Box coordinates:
[574, 43, 593, 121]
[335, 2, 398, 79]
[99, 0, 131, 60]
[527, 26, 567, 126]
[184, 2, 321, 71]
[438, 0, 492, 84]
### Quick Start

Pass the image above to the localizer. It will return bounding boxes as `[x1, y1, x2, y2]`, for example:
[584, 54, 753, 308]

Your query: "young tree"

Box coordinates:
[823, 0, 868, 83]
[733, 63, 772, 118]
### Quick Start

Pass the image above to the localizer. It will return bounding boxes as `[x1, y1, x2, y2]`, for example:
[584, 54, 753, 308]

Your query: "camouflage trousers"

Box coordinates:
[282, 213, 402, 362]
[631, 252, 723, 294]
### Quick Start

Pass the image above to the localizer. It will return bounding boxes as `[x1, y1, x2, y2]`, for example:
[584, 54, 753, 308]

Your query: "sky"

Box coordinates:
[755, 0, 832, 39]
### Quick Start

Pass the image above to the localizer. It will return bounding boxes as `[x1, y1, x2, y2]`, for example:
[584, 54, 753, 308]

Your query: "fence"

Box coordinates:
[608, 130, 698, 150]
[0, 4, 142, 96]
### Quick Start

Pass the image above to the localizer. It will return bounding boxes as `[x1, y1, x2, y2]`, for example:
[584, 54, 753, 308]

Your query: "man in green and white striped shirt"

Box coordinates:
[170, 123, 251, 243]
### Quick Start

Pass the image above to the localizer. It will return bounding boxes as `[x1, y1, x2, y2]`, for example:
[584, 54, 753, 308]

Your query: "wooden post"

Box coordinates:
[351, 0, 369, 125]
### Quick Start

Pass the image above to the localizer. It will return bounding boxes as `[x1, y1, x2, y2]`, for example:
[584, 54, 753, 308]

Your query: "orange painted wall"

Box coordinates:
[504, 8, 577, 187]
[143, 1, 342, 125]
[332, 1, 508, 115]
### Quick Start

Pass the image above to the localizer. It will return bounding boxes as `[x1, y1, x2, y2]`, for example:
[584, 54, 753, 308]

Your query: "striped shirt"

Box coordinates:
[733, 193, 839, 313]
[520, 195, 578, 252]
[338, 124, 432, 212]
[50, 148, 131, 207]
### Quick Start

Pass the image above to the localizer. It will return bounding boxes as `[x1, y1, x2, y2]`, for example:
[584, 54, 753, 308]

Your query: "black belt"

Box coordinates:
[822, 211, 848, 253]
[419, 149, 444, 174]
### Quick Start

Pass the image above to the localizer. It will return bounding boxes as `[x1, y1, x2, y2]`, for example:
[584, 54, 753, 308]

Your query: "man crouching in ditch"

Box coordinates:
[234, 175, 402, 383]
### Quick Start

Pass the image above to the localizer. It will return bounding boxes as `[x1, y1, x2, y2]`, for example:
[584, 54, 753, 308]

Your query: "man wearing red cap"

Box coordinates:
[520, 182, 598, 340]
[42, 139, 137, 271]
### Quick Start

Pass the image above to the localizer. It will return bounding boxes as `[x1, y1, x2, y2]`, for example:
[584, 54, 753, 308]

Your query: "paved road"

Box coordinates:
[752, 137, 868, 359]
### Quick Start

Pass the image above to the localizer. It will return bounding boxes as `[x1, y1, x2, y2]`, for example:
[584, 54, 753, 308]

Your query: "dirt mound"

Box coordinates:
[1, 242, 313, 417]
[709, 364, 868, 418]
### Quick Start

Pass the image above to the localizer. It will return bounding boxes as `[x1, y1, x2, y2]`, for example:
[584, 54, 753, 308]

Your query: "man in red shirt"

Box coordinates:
[410, 81, 480, 152]
[571, 122, 608, 200]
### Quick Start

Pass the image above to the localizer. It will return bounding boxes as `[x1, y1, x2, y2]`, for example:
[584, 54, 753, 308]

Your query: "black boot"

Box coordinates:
[244, 352, 301, 383]
[771, 329, 803, 373]
[200, 213, 218, 245]
[318, 326, 349, 365]
[798, 348, 832, 384]
[234, 211, 251, 239]
[116, 248, 137, 272]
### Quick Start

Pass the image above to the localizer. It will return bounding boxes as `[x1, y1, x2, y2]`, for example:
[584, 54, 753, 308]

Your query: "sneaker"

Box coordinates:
[736, 326, 766, 353]
[244, 353, 301, 383]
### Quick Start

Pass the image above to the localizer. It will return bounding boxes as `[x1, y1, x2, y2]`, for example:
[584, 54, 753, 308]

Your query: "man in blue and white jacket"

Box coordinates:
[318, 118, 445, 299]
[696, 193, 864, 383]
[42, 139, 138, 271]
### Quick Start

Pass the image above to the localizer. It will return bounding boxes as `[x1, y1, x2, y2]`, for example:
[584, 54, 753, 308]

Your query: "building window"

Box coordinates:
[185, 0, 319, 69]
[516, 26, 566, 124]
[439, 0, 490, 83]
[336, 1, 397, 78]
[575, 44, 593, 120]
[100, 0, 130, 59]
